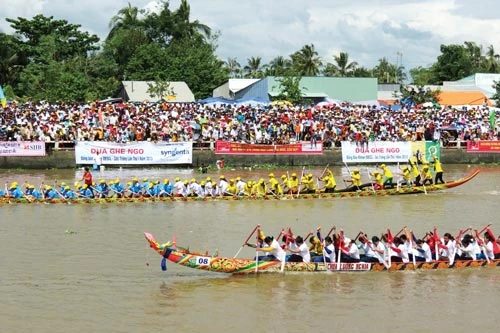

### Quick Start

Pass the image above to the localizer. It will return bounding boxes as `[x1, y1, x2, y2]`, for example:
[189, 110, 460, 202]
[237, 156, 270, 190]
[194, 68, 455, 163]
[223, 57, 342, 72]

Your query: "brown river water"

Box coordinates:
[1, 165, 500, 333]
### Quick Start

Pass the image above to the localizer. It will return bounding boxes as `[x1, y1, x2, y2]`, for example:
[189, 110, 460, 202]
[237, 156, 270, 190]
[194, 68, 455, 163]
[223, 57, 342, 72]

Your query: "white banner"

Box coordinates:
[341, 141, 411, 163]
[0, 141, 46, 156]
[75, 141, 192, 165]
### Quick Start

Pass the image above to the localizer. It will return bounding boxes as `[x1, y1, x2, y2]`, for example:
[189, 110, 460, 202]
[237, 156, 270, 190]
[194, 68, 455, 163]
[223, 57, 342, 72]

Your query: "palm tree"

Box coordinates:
[173, 0, 211, 41]
[266, 56, 292, 76]
[290, 44, 322, 76]
[373, 57, 406, 84]
[484, 44, 500, 73]
[324, 52, 358, 77]
[107, 2, 143, 40]
[244, 56, 264, 78]
[224, 57, 241, 78]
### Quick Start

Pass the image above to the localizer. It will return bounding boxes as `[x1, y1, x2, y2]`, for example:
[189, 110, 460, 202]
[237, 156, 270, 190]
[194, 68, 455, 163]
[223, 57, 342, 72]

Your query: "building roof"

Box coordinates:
[238, 76, 377, 102]
[227, 79, 260, 93]
[120, 81, 195, 103]
[437, 91, 493, 106]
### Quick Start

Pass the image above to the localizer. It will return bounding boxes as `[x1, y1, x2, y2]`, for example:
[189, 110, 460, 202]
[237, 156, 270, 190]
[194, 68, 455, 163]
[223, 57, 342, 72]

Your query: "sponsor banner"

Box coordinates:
[75, 141, 192, 164]
[341, 141, 411, 163]
[0, 141, 46, 156]
[326, 262, 371, 271]
[467, 140, 500, 153]
[411, 141, 441, 162]
[215, 141, 323, 155]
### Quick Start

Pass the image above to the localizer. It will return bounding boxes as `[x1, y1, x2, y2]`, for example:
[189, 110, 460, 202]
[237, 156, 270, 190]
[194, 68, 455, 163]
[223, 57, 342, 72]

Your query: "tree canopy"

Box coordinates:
[0, 1, 499, 103]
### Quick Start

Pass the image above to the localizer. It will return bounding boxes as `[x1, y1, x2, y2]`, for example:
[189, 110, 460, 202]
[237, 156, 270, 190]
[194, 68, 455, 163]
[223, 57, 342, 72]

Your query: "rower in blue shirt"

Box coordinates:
[25, 184, 43, 199]
[114, 179, 125, 197]
[79, 184, 94, 198]
[130, 178, 143, 197]
[162, 178, 174, 196]
[8, 182, 24, 198]
[44, 186, 60, 199]
[142, 178, 150, 192]
[62, 186, 76, 199]
[95, 179, 109, 198]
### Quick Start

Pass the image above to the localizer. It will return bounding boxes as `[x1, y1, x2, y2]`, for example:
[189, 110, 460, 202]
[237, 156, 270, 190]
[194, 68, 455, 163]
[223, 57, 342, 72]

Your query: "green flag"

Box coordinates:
[490, 109, 496, 130]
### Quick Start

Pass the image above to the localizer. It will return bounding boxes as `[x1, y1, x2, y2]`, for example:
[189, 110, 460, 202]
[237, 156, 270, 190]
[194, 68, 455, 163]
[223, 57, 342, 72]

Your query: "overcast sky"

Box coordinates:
[2, 0, 500, 70]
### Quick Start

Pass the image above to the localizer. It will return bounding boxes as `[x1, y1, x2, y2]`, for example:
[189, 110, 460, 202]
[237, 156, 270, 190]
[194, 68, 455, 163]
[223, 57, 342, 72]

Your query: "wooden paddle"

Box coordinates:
[233, 224, 260, 258]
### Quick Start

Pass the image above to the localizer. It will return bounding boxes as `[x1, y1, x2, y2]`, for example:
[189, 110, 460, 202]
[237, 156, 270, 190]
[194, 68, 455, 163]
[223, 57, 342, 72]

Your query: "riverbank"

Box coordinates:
[1, 148, 500, 169]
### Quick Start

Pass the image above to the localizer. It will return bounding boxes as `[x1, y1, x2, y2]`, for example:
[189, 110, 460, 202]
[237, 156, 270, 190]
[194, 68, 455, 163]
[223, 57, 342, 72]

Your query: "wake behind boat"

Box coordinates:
[0, 168, 480, 204]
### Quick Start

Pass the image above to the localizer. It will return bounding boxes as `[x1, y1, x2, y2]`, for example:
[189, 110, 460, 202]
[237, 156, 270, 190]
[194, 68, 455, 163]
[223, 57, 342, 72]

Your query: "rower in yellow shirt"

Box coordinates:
[378, 164, 394, 188]
[318, 169, 337, 193]
[288, 173, 299, 194]
[226, 179, 238, 196]
[244, 181, 253, 196]
[409, 156, 422, 186]
[346, 168, 362, 191]
[431, 154, 444, 184]
[267, 173, 283, 195]
[308, 236, 324, 258]
[301, 173, 317, 194]
[370, 170, 384, 190]
[252, 178, 267, 197]
[421, 165, 433, 185]
[399, 166, 412, 188]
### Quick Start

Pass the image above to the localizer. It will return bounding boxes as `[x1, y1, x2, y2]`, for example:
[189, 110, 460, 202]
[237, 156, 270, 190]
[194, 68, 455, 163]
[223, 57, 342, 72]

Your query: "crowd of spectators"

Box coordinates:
[0, 100, 498, 148]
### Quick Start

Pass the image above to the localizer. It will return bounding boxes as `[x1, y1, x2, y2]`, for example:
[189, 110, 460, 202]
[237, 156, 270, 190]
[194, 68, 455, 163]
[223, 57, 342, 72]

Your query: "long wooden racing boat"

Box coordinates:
[144, 232, 500, 274]
[0, 168, 480, 205]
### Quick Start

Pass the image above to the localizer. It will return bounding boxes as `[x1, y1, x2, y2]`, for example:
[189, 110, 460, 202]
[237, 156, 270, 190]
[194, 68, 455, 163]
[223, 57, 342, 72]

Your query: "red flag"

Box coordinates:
[486, 228, 500, 254]
[386, 228, 394, 243]
[432, 227, 440, 243]
[307, 109, 313, 120]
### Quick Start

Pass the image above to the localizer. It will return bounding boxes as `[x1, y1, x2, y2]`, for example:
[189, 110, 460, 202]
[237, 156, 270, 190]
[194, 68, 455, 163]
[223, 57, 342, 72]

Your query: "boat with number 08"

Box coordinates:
[144, 231, 500, 275]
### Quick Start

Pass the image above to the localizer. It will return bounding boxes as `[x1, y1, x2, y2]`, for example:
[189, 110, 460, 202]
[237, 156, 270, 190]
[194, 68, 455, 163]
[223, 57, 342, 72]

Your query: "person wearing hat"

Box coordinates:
[95, 179, 109, 198]
[141, 178, 150, 192]
[62, 185, 76, 199]
[130, 178, 143, 197]
[79, 183, 94, 199]
[24, 184, 42, 199]
[174, 180, 188, 197]
[43, 185, 60, 199]
[279, 174, 289, 192]
[267, 173, 283, 196]
[370, 170, 384, 190]
[398, 165, 413, 188]
[431, 154, 445, 184]
[217, 175, 229, 196]
[113, 179, 125, 198]
[345, 168, 362, 191]
[187, 178, 202, 197]
[421, 165, 433, 186]
[378, 164, 394, 188]
[205, 177, 215, 197]
[235, 176, 246, 196]
[58, 182, 67, 194]
[409, 156, 422, 186]
[243, 181, 253, 196]
[301, 173, 317, 194]
[318, 169, 337, 193]
[7, 182, 24, 199]
[160, 179, 173, 197]
[252, 178, 267, 197]
[287, 173, 299, 194]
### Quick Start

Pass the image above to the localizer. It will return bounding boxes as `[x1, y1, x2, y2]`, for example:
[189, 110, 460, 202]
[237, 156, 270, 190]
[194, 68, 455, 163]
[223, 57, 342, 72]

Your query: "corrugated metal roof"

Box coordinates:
[121, 81, 195, 102]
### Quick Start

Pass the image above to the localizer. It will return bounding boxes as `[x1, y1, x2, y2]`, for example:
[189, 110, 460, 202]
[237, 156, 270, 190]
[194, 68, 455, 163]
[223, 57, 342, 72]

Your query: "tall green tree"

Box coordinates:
[6, 14, 99, 63]
[484, 45, 500, 73]
[290, 44, 322, 76]
[373, 57, 406, 83]
[244, 56, 265, 78]
[324, 52, 358, 77]
[223, 57, 242, 78]
[430, 44, 473, 84]
[409, 66, 433, 85]
[0, 33, 24, 87]
[265, 56, 292, 76]
[107, 2, 143, 40]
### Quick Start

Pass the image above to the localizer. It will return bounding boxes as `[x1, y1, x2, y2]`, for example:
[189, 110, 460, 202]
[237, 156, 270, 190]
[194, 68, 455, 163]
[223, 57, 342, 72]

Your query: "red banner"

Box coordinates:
[215, 141, 323, 155]
[467, 141, 500, 153]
